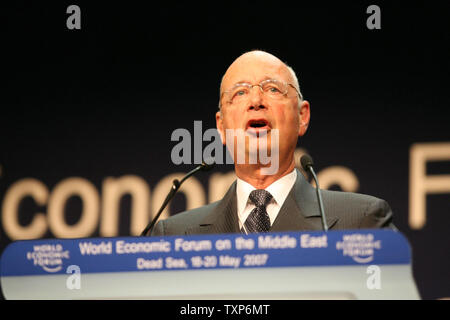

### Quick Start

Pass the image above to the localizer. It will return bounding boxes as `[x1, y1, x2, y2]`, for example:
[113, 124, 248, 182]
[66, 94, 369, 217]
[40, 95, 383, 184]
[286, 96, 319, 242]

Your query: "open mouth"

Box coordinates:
[247, 119, 270, 129]
[246, 119, 271, 136]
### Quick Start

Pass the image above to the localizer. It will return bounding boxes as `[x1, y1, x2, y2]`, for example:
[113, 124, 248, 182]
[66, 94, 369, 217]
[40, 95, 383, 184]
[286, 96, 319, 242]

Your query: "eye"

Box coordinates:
[264, 85, 282, 94]
[269, 87, 281, 93]
[232, 87, 249, 99]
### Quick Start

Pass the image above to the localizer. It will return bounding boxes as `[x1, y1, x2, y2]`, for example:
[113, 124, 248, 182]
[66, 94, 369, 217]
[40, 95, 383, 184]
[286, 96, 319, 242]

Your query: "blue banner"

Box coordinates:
[1, 229, 411, 277]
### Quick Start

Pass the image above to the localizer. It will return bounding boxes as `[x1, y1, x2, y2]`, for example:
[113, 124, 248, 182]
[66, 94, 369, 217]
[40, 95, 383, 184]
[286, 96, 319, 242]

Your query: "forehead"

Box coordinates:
[222, 53, 292, 90]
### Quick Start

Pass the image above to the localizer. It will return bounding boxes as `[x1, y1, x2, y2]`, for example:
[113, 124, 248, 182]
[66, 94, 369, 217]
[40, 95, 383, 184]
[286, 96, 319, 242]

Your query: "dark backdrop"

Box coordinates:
[1, 1, 449, 299]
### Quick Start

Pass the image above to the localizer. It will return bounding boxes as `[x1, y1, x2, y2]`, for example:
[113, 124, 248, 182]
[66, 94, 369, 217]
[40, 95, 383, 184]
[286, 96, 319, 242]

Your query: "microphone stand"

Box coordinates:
[140, 162, 213, 236]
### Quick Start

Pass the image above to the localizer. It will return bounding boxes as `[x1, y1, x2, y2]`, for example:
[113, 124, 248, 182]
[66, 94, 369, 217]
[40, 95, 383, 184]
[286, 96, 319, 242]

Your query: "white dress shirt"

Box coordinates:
[236, 169, 297, 233]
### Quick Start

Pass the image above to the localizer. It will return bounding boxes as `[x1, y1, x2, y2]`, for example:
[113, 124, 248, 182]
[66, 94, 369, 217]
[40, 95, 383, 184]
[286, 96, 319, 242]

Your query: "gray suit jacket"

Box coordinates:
[151, 169, 395, 236]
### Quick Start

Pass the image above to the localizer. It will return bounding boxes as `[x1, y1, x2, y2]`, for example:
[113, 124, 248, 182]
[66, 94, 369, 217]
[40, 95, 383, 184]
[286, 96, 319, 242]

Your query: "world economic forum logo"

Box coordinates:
[336, 233, 381, 263]
[26, 244, 70, 273]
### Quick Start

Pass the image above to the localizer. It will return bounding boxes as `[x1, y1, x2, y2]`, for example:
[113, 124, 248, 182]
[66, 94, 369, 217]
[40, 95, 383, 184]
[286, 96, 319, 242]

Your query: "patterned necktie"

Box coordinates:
[244, 189, 273, 233]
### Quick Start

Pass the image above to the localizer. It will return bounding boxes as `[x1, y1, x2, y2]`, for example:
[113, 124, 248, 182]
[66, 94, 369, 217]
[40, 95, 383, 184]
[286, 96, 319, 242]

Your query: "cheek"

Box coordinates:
[222, 112, 241, 130]
[275, 111, 301, 141]
[274, 105, 300, 129]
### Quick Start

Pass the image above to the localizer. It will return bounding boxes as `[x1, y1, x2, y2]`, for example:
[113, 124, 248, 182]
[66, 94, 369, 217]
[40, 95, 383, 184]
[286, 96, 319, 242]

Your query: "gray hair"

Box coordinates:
[286, 65, 304, 102]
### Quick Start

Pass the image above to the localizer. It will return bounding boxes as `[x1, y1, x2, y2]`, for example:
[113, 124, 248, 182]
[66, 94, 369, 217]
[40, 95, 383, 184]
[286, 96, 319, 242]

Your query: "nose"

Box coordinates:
[248, 85, 266, 111]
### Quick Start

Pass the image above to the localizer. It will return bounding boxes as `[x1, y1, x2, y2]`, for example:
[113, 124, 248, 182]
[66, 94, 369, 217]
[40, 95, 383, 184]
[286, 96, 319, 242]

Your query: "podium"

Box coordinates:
[1, 229, 420, 299]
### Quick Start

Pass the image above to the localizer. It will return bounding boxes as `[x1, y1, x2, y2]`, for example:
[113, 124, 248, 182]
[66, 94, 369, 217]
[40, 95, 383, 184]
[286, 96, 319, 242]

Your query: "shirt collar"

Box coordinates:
[236, 169, 297, 214]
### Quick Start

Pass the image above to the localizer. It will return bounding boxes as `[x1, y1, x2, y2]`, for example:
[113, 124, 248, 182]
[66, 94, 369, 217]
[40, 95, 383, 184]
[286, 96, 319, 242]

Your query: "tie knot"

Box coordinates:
[249, 189, 273, 208]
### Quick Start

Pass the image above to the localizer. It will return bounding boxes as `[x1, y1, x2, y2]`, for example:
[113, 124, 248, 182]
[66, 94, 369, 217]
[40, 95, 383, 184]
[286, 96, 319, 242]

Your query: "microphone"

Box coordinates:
[300, 154, 328, 231]
[140, 159, 216, 236]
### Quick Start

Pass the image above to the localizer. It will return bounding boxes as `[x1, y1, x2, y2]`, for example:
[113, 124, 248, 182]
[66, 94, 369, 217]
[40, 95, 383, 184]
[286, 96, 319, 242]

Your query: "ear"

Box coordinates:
[298, 100, 310, 137]
[216, 111, 226, 145]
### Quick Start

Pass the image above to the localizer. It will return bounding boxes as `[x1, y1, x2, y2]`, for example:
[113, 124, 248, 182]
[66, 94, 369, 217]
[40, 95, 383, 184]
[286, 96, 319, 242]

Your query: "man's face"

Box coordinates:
[216, 52, 310, 170]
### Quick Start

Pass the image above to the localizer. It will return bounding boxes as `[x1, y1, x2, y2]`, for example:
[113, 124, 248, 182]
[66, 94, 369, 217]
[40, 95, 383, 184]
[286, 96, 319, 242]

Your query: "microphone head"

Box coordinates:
[201, 158, 216, 171]
[172, 179, 181, 188]
[300, 154, 314, 171]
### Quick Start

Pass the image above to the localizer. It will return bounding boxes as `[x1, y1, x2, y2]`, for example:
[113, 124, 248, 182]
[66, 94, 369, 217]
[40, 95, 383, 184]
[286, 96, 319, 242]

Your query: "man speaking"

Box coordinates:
[151, 50, 394, 236]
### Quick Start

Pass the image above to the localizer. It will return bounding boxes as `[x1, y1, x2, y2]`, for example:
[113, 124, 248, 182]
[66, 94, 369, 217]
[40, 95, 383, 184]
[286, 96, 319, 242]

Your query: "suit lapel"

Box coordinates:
[186, 181, 240, 235]
[271, 169, 338, 232]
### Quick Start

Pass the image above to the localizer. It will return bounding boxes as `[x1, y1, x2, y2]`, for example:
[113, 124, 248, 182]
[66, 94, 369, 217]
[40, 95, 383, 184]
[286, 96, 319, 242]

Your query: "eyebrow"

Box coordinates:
[229, 76, 279, 88]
